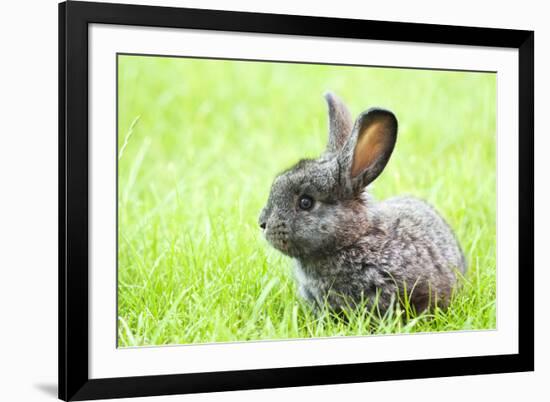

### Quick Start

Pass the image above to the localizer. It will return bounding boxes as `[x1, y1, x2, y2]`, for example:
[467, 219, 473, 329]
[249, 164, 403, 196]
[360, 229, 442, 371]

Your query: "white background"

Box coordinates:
[0, 0, 545, 401]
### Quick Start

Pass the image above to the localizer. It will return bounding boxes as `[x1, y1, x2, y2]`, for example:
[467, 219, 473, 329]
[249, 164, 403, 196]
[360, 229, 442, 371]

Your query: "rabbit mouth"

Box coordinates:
[265, 228, 292, 254]
[266, 232, 290, 252]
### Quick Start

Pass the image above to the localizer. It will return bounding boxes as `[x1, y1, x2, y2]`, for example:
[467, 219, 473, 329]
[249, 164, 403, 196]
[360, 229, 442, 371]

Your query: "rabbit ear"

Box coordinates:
[324, 92, 353, 153]
[340, 108, 398, 191]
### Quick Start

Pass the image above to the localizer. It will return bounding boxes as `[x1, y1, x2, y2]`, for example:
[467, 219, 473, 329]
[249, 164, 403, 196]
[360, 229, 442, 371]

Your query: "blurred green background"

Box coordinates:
[117, 55, 496, 347]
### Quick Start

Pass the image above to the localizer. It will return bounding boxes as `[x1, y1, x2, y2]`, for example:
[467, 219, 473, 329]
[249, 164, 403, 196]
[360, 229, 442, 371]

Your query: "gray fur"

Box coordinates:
[325, 92, 354, 153]
[259, 93, 466, 314]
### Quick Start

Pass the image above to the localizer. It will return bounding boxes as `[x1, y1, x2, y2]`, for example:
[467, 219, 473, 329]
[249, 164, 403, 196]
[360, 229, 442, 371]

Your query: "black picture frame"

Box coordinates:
[59, 1, 534, 400]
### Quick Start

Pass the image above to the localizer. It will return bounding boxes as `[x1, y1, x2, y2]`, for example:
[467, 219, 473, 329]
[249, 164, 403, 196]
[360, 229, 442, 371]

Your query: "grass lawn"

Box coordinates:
[117, 55, 496, 347]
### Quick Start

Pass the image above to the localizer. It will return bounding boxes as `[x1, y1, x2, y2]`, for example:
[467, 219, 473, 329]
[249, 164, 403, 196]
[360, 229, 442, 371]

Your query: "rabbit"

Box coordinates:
[258, 92, 466, 314]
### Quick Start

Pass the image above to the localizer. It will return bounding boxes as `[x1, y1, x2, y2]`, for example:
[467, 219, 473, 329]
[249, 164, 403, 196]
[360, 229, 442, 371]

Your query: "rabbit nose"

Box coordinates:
[259, 221, 267, 230]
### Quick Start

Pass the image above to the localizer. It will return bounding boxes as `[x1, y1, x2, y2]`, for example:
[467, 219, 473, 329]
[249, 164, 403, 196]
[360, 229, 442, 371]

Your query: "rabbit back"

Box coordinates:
[377, 195, 466, 276]
[371, 195, 466, 311]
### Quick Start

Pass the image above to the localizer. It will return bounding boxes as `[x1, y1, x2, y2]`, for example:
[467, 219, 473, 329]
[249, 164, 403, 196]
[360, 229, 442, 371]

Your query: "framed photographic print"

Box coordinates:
[59, 1, 534, 400]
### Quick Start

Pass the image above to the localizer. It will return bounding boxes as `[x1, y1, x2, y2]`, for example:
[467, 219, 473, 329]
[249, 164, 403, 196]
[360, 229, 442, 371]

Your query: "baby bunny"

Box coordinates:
[259, 93, 466, 314]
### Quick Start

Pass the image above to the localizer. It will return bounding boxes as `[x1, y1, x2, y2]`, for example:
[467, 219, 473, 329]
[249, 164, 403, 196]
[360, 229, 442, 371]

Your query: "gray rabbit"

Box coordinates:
[259, 93, 466, 314]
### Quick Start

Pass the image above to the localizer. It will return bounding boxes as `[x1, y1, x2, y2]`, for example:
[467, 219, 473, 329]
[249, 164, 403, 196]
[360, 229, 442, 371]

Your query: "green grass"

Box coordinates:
[117, 55, 496, 347]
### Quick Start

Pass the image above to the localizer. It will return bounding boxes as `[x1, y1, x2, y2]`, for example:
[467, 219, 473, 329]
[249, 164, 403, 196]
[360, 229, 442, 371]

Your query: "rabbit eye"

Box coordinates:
[298, 195, 314, 211]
